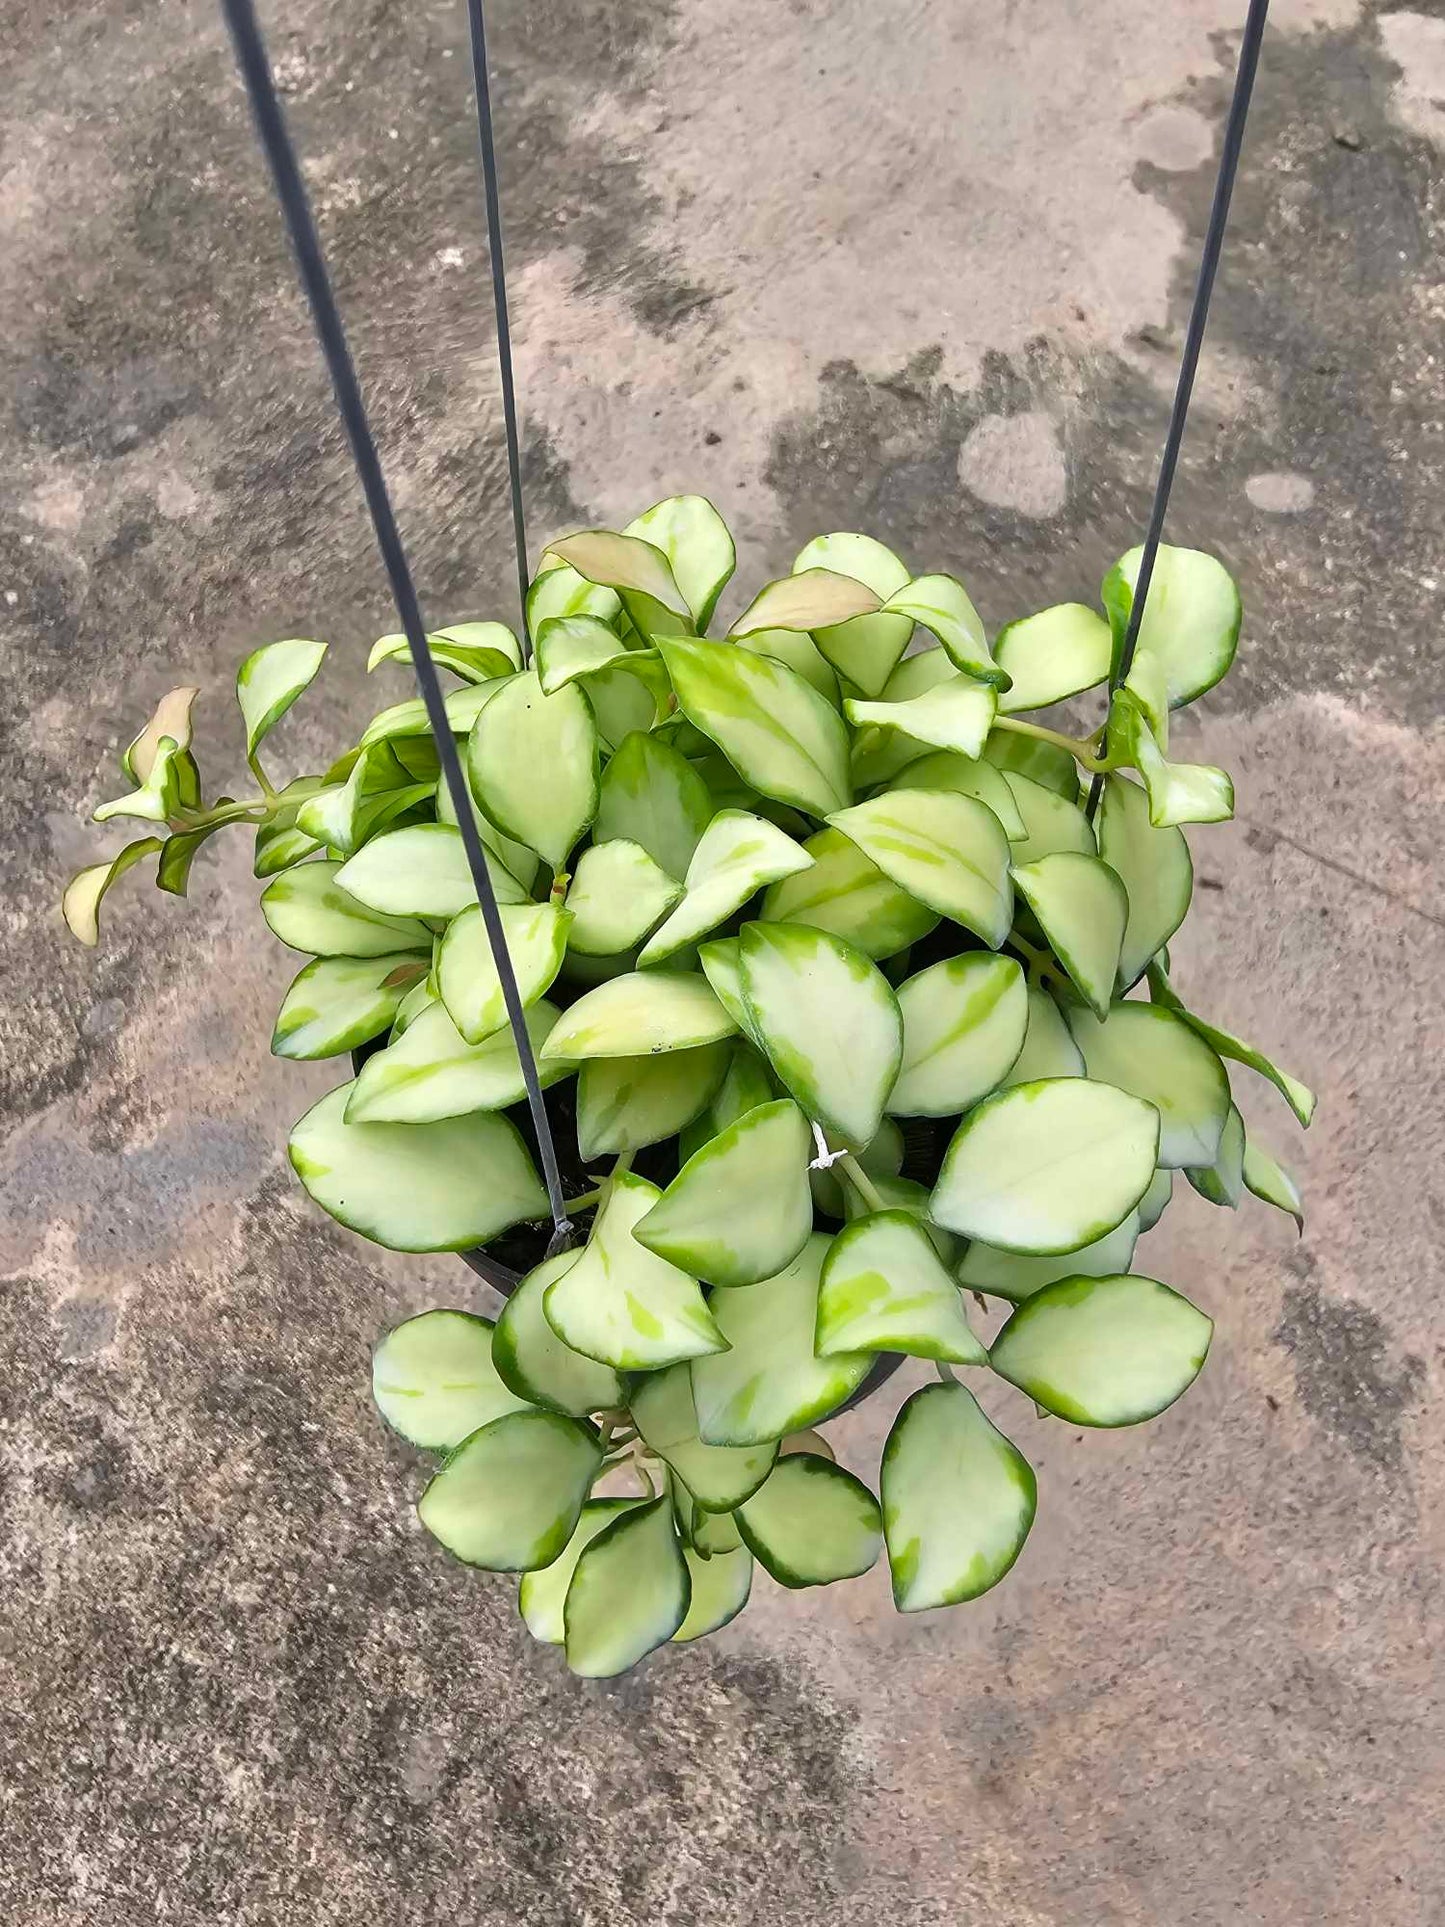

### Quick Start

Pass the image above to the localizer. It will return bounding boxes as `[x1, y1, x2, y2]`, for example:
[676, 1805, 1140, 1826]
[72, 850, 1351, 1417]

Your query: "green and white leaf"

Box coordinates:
[817, 1210, 986, 1363]
[676, 1489, 745, 1557]
[847, 675, 996, 760]
[1109, 691, 1234, 827]
[1010, 852, 1128, 1018]
[828, 789, 1012, 946]
[1137, 1165, 1174, 1232]
[368, 624, 517, 683]
[467, 670, 598, 868]
[575, 1042, 732, 1159]
[739, 921, 902, 1147]
[359, 681, 505, 748]
[848, 647, 957, 787]
[418, 1410, 600, 1571]
[1150, 976, 1316, 1128]
[535, 613, 646, 693]
[261, 860, 432, 958]
[1102, 543, 1241, 708]
[734, 627, 840, 702]
[660, 637, 852, 817]
[93, 733, 190, 825]
[1066, 1001, 1230, 1168]
[639, 810, 814, 966]
[541, 969, 737, 1062]
[1186, 1101, 1246, 1207]
[1001, 986, 1085, 1086]
[372, 1309, 530, 1452]
[62, 837, 163, 946]
[631, 1364, 778, 1513]
[344, 998, 562, 1124]
[297, 741, 429, 858]
[289, 1085, 547, 1251]
[1241, 1129, 1304, 1232]
[678, 1042, 776, 1160]
[1097, 774, 1192, 986]
[519, 1498, 638, 1644]
[272, 952, 420, 1060]
[790, 533, 912, 697]
[579, 660, 666, 752]
[692, 1234, 871, 1446]
[594, 729, 713, 881]
[890, 748, 1027, 840]
[888, 952, 1028, 1117]
[881, 1380, 1036, 1611]
[526, 557, 622, 643]
[983, 727, 1079, 799]
[1000, 771, 1094, 864]
[492, 1250, 627, 1416]
[736, 1454, 882, 1588]
[624, 494, 736, 630]
[564, 839, 682, 956]
[697, 938, 764, 1048]
[634, 1099, 814, 1287]
[437, 901, 570, 1045]
[435, 769, 541, 892]
[880, 574, 1009, 691]
[932, 1077, 1160, 1253]
[990, 1273, 1213, 1426]
[674, 1543, 753, 1641]
[564, 1495, 691, 1677]
[994, 603, 1112, 714]
[958, 1211, 1140, 1303]
[760, 827, 938, 961]
[335, 823, 527, 918]
[236, 638, 327, 757]
[543, 1171, 726, 1370]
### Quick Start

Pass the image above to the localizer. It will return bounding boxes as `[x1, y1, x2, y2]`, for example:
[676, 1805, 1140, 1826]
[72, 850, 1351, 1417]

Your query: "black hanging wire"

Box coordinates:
[1084, 0, 1270, 822]
[219, 0, 575, 1251]
[463, 0, 532, 646]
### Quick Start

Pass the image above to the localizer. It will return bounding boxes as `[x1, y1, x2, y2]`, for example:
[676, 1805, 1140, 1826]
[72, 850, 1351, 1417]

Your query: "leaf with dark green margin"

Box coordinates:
[691, 1234, 871, 1446]
[574, 1042, 731, 1159]
[624, 494, 736, 630]
[888, 748, 1027, 840]
[932, 1077, 1159, 1254]
[418, 1410, 600, 1571]
[880, 574, 1010, 691]
[1066, 1000, 1231, 1168]
[639, 810, 814, 966]
[62, 837, 165, 946]
[993, 603, 1112, 714]
[564, 1495, 691, 1676]
[344, 999, 563, 1124]
[272, 952, 420, 1060]
[881, 1380, 1036, 1610]
[467, 670, 598, 868]
[541, 970, 738, 1062]
[289, 1085, 546, 1251]
[236, 639, 327, 757]
[660, 637, 852, 817]
[887, 953, 1028, 1117]
[261, 860, 432, 958]
[543, 1171, 726, 1370]
[673, 1543, 753, 1641]
[1010, 852, 1128, 1019]
[739, 921, 902, 1148]
[816, 1210, 986, 1362]
[492, 1251, 627, 1416]
[634, 1099, 814, 1287]
[1241, 1128, 1304, 1233]
[790, 533, 911, 696]
[519, 1498, 639, 1644]
[1097, 773, 1192, 987]
[371, 1309, 530, 1452]
[990, 1273, 1213, 1426]
[631, 1363, 778, 1513]
[436, 901, 570, 1045]
[564, 839, 683, 956]
[736, 1455, 882, 1588]
[760, 827, 939, 961]
[1148, 969, 1316, 1128]
[1186, 1102, 1246, 1207]
[828, 788, 1012, 946]
[336, 823, 528, 918]
[594, 729, 713, 881]
[1101, 543, 1241, 707]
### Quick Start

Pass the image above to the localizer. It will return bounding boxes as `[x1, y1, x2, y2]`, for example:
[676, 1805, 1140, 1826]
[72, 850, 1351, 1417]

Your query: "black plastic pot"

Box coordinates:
[351, 1039, 914, 1415]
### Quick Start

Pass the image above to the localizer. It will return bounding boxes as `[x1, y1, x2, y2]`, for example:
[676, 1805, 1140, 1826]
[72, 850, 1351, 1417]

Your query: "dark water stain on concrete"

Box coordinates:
[1274, 1277, 1424, 1471]
[766, 8, 1445, 720]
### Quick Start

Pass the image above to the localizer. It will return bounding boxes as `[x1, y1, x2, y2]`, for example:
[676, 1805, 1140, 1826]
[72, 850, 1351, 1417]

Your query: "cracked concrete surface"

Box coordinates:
[2, 0, 1442, 1920]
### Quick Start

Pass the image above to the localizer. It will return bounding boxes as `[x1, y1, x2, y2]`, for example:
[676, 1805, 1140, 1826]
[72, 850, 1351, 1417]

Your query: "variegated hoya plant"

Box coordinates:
[64, 497, 1313, 1675]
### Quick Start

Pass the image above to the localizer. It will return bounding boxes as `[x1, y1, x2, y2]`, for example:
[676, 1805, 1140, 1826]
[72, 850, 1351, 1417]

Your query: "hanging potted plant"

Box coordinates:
[63, 498, 1313, 1674]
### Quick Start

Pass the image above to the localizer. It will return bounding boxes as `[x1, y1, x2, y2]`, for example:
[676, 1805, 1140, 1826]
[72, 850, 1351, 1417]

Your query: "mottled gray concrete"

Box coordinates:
[3, 0, 1442, 1921]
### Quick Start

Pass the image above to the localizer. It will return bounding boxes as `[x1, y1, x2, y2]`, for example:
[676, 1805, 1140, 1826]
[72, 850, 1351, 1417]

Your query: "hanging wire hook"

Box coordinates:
[1084, 0, 1271, 822]
[218, 0, 575, 1250]
[462, 0, 532, 650]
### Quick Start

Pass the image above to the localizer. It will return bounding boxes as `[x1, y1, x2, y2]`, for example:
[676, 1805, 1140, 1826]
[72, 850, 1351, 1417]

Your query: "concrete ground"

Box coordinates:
[2, 0, 1442, 1919]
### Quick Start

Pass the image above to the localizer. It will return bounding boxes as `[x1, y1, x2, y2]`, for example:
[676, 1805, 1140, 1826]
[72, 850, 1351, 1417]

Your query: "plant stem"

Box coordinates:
[991, 715, 1109, 773]
[837, 1151, 885, 1214]
[565, 1185, 604, 1215]
[935, 1361, 959, 1384]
